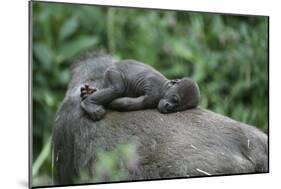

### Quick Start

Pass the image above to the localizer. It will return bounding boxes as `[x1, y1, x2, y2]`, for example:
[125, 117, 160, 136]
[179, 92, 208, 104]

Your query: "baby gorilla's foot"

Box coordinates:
[89, 105, 106, 121]
[81, 101, 106, 121]
[80, 84, 98, 100]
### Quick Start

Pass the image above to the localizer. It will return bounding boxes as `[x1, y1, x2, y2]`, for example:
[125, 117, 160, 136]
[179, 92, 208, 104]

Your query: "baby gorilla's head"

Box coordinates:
[157, 78, 200, 113]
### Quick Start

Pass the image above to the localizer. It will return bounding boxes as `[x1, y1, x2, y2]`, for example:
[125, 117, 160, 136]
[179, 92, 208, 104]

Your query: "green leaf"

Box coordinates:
[58, 69, 71, 85]
[171, 40, 193, 61]
[32, 137, 52, 177]
[59, 16, 79, 41]
[44, 92, 55, 107]
[33, 43, 54, 71]
[56, 36, 99, 63]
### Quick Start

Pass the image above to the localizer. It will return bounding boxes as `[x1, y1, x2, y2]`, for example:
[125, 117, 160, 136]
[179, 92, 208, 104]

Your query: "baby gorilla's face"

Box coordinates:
[157, 78, 200, 113]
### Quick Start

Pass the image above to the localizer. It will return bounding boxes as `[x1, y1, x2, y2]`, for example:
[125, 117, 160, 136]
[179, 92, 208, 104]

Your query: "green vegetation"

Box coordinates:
[75, 143, 138, 184]
[32, 1, 268, 186]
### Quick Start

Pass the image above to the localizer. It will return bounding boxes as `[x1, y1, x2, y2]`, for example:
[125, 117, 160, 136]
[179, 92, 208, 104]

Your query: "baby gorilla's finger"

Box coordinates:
[80, 89, 87, 95]
[80, 89, 87, 94]
[88, 87, 97, 94]
[80, 86, 86, 93]
[80, 93, 88, 101]
[80, 87, 89, 100]
[84, 84, 89, 90]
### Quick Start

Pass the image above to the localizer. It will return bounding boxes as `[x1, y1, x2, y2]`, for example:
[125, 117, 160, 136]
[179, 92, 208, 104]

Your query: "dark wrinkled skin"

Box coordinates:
[81, 60, 200, 121]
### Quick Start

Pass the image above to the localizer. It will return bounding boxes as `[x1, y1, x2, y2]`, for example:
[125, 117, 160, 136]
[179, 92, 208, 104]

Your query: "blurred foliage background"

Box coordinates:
[32, 1, 268, 187]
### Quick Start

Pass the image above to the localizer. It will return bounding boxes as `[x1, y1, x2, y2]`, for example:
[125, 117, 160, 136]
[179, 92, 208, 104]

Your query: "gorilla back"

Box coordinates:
[53, 53, 268, 185]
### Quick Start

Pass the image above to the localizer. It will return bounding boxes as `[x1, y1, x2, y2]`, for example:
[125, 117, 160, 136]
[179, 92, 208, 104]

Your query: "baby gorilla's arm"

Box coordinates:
[80, 87, 121, 121]
[108, 96, 147, 111]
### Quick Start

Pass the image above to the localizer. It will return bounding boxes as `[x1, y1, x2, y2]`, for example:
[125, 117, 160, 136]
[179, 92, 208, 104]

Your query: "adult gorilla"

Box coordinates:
[52, 53, 268, 185]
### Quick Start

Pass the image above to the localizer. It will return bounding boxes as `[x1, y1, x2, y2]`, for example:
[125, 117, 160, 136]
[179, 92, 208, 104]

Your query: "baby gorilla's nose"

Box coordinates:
[164, 102, 173, 110]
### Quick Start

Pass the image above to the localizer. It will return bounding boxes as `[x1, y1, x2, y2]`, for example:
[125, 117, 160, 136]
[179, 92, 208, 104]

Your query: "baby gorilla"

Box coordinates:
[80, 60, 200, 121]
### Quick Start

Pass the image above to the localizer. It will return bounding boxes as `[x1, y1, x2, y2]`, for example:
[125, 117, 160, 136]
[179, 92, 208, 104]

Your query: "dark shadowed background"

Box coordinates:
[31, 1, 268, 186]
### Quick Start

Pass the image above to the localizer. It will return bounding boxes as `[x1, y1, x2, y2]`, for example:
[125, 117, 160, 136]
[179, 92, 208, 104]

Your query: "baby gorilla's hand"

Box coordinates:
[80, 84, 97, 100]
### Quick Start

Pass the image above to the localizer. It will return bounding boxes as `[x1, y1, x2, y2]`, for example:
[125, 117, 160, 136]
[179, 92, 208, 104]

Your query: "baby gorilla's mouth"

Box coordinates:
[157, 100, 172, 113]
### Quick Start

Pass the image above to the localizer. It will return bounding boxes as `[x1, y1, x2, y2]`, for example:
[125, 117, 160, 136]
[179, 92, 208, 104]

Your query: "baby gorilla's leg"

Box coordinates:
[108, 96, 146, 111]
[81, 87, 122, 121]
[80, 84, 105, 121]
[80, 68, 125, 121]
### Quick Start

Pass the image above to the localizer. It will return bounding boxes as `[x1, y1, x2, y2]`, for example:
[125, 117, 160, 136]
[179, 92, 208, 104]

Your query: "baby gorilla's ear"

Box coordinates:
[179, 77, 200, 108]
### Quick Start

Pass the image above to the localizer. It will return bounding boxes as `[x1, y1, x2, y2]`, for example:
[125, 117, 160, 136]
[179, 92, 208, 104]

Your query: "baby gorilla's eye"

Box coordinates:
[171, 95, 179, 105]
